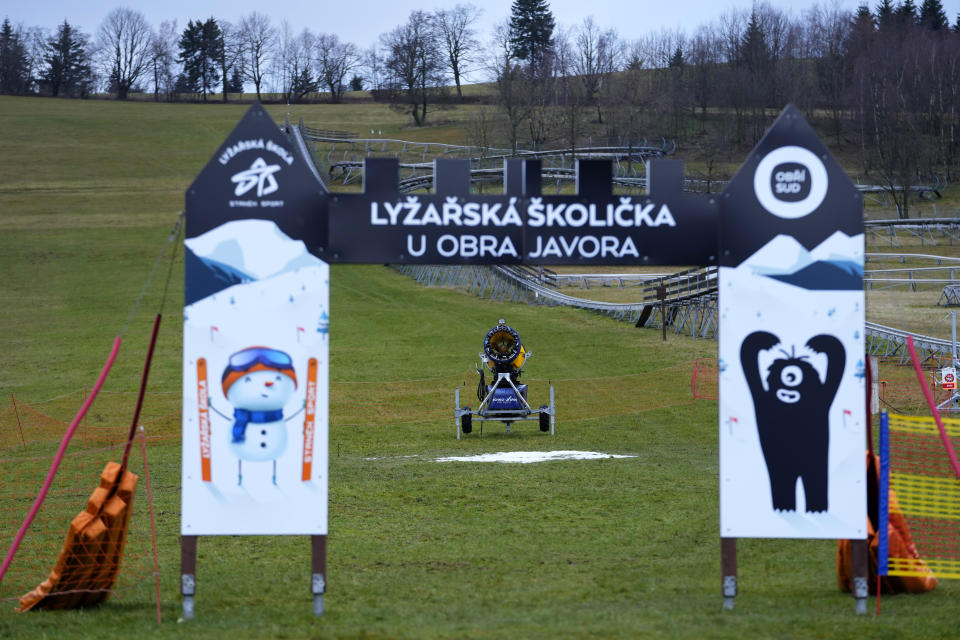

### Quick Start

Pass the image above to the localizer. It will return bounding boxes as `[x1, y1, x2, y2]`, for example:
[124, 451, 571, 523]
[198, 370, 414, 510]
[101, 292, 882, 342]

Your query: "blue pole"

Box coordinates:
[878, 410, 890, 577]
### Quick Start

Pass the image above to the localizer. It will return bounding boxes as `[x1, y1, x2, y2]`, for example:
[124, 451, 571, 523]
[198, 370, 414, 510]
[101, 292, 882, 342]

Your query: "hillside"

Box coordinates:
[0, 96, 958, 638]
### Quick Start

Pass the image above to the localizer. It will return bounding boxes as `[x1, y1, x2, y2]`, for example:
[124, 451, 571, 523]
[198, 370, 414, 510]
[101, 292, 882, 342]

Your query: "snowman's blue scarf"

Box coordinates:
[232, 409, 284, 443]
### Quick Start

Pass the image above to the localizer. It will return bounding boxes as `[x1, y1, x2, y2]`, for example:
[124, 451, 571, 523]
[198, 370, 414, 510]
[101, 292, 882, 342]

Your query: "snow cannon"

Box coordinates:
[454, 319, 554, 438]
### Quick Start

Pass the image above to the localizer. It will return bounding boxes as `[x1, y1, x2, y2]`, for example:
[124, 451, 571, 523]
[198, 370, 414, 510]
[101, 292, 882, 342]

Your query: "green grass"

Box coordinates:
[1, 95, 959, 638]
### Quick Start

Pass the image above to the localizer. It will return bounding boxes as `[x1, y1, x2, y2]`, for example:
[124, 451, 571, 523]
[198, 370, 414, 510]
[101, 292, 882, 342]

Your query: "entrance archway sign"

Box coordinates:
[326, 155, 718, 265]
[182, 102, 867, 619]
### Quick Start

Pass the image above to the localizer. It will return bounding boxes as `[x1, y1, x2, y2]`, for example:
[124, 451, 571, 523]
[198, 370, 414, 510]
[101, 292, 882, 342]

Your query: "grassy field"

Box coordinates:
[1, 95, 960, 638]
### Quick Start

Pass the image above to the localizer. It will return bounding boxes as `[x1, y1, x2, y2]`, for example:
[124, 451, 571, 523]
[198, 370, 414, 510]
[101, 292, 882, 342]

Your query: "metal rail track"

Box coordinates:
[396, 263, 956, 363]
[291, 122, 958, 358]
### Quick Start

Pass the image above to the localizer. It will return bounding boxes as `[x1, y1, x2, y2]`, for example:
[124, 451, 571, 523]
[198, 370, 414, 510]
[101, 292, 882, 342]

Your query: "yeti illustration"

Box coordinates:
[740, 331, 845, 513]
[221, 346, 299, 485]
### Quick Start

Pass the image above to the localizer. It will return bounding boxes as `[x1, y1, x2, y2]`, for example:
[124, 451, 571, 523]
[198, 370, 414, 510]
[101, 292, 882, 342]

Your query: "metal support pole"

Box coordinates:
[721, 537, 737, 610]
[852, 538, 868, 615]
[550, 384, 555, 435]
[953, 312, 958, 411]
[455, 388, 461, 440]
[657, 285, 667, 342]
[181, 535, 197, 620]
[311, 534, 327, 616]
[952, 311, 957, 367]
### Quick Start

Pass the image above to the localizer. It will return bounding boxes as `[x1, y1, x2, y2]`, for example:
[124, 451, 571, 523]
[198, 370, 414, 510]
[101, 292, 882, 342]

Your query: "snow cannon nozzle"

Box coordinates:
[482, 320, 526, 374]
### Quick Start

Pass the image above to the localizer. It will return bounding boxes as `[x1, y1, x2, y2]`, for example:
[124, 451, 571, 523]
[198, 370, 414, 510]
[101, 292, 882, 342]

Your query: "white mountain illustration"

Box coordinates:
[742, 234, 812, 275]
[809, 230, 864, 264]
[185, 219, 322, 280]
[741, 232, 863, 277]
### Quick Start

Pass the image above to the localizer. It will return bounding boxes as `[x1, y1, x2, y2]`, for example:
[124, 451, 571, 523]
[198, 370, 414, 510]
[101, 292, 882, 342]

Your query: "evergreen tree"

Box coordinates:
[289, 66, 316, 101]
[669, 45, 685, 69]
[895, 0, 919, 25]
[508, 0, 555, 72]
[919, 0, 949, 30]
[854, 4, 876, 28]
[849, 5, 877, 46]
[178, 18, 221, 99]
[43, 20, 92, 97]
[875, 0, 896, 27]
[228, 65, 244, 93]
[739, 12, 769, 74]
[0, 18, 30, 95]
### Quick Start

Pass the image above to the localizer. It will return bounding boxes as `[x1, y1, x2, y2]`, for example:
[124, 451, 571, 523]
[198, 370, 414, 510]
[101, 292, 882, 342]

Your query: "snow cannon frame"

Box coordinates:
[454, 319, 554, 439]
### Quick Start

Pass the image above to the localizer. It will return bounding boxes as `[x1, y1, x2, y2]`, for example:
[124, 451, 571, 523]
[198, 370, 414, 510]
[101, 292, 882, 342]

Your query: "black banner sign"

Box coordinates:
[326, 158, 718, 266]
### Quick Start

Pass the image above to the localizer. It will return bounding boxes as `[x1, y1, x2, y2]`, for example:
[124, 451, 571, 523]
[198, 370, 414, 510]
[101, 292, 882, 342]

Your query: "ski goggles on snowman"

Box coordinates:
[225, 347, 294, 372]
[221, 347, 298, 394]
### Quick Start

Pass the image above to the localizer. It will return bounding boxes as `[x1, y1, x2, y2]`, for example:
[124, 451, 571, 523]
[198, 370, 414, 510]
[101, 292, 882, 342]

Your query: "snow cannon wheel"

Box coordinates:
[461, 411, 472, 435]
[539, 407, 550, 432]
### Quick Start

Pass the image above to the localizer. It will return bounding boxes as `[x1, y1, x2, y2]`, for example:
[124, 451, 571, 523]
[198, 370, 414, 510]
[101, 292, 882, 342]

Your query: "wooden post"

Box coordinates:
[311, 535, 327, 616]
[852, 538, 868, 615]
[721, 537, 737, 610]
[181, 535, 197, 620]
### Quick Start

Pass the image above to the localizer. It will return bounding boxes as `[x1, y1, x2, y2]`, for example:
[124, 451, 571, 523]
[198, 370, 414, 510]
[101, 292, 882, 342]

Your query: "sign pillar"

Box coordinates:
[182, 102, 330, 618]
[717, 105, 866, 611]
[720, 537, 737, 610]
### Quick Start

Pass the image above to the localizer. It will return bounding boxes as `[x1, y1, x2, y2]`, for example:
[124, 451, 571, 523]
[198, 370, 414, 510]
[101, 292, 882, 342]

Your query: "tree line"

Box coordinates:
[1, 1, 959, 214]
[0, 4, 484, 105]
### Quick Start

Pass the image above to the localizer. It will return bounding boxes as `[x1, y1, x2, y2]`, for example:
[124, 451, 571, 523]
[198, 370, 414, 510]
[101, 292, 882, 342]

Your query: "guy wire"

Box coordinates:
[120, 211, 185, 337]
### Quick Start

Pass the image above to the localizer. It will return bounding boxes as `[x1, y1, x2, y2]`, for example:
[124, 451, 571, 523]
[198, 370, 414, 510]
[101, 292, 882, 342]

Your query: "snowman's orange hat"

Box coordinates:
[221, 346, 297, 395]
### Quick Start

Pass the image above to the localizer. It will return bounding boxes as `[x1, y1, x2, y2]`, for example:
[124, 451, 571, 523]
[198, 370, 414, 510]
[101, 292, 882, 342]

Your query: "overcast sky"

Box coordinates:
[9, 0, 959, 50]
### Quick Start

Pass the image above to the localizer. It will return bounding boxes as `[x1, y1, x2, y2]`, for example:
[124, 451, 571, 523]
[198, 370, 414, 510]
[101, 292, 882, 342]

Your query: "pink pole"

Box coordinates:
[0, 336, 122, 585]
[906, 336, 960, 482]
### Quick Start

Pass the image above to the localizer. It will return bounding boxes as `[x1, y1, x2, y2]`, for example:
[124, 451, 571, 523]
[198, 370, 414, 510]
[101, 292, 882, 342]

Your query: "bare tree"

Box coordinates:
[601, 41, 654, 148]
[381, 10, 443, 126]
[315, 33, 360, 103]
[363, 45, 384, 94]
[687, 24, 720, 127]
[489, 20, 526, 153]
[239, 12, 274, 100]
[572, 16, 620, 124]
[273, 21, 296, 99]
[149, 19, 178, 101]
[806, 3, 853, 144]
[434, 3, 482, 99]
[96, 7, 152, 99]
[553, 27, 585, 154]
[217, 20, 243, 101]
[288, 28, 316, 102]
[22, 26, 49, 93]
[467, 106, 496, 192]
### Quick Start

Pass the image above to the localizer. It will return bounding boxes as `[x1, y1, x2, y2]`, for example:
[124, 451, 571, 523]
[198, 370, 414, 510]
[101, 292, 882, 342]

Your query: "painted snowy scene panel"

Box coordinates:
[182, 220, 329, 536]
[718, 232, 866, 539]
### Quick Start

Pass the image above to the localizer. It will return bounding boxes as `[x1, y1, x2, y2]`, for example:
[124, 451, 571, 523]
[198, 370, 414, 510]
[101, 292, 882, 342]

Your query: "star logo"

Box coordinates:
[230, 157, 281, 197]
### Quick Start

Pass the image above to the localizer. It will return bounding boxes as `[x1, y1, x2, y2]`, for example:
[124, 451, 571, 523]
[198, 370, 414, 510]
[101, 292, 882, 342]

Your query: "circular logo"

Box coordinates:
[753, 146, 828, 219]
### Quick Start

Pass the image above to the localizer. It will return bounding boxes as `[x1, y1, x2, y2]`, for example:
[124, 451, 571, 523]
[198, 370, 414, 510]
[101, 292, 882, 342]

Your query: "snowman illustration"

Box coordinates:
[220, 346, 301, 486]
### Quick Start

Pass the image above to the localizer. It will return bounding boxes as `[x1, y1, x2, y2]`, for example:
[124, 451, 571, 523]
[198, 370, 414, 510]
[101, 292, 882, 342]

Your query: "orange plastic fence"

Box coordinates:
[18, 462, 138, 610]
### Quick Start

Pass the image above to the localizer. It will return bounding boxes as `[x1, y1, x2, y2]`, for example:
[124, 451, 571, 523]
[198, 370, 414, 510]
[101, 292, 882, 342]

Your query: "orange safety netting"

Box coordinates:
[0, 391, 178, 607]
